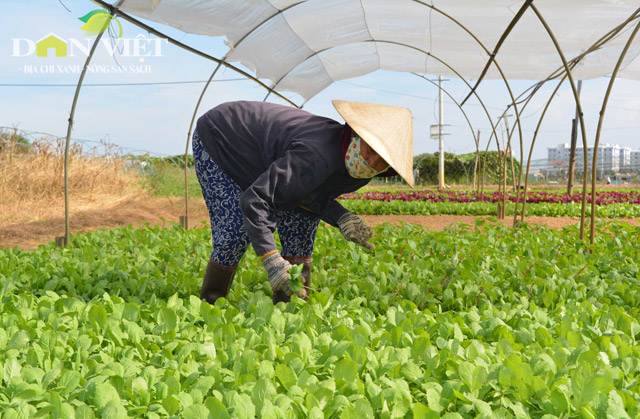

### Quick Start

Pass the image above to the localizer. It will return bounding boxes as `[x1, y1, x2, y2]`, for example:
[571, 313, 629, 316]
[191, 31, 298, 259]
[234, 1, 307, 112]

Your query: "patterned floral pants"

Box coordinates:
[193, 130, 320, 267]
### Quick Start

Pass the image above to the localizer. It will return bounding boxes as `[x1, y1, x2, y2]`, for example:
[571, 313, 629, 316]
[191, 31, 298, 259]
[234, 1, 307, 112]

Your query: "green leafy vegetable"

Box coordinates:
[1, 220, 639, 416]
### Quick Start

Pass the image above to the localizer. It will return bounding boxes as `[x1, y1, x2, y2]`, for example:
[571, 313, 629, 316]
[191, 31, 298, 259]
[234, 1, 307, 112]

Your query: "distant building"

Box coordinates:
[631, 150, 640, 170]
[620, 147, 632, 168]
[547, 143, 636, 173]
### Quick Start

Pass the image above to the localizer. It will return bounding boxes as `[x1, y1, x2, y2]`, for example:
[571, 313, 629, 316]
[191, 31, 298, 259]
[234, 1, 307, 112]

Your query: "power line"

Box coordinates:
[338, 80, 438, 101]
[338, 80, 508, 111]
[0, 78, 247, 87]
[341, 79, 640, 116]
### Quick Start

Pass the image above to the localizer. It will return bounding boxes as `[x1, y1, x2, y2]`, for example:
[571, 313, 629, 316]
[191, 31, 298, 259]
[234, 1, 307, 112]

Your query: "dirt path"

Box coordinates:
[1, 197, 637, 251]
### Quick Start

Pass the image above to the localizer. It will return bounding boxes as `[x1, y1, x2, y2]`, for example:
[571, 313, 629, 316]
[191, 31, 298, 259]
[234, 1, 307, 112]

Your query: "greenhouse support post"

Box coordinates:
[459, 0, 533, 106]
[567, 80, 582, 195]
[59, 6, 119, 247]
[473, 130, 480, 191]
[589, 17, 640, 244]
[521, 77, 567, 223]
[530, 3, 589, 241]
[183, 61, 223, 230]
[91, 0, 298, 108]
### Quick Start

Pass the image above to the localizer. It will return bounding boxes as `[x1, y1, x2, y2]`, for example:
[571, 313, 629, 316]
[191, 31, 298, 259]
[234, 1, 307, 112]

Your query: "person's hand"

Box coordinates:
[337, 213, 375, 251]
[261, 251, 307, 298]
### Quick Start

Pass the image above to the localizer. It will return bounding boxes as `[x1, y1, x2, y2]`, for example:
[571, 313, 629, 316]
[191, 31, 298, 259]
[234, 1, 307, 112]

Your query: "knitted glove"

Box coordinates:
[262, 252, 309, 299]
[262, 251, 295, 296]
[337, 213, 375, 251]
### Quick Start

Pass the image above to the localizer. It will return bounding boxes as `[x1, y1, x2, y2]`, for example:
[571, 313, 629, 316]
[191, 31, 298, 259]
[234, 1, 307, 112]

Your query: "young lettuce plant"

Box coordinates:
[288, 264, 304, 294]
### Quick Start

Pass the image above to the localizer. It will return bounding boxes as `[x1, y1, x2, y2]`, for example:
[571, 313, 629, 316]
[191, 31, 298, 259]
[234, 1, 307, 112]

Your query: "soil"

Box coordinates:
[1, 197, 638, 251]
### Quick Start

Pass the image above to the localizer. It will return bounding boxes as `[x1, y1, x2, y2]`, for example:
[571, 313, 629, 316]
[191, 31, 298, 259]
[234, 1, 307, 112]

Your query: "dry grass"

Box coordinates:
[0, 133, 143, 228]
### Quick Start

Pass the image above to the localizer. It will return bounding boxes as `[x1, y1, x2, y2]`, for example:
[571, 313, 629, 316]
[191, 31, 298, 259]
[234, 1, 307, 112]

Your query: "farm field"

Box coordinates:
[1, 220, 639, 417]
[4, 182, 640, 250]
[4, 194, 640, 251]
[344, 189, 640, 204]
[341, 199, 640, 218]
[4, 1, 640, 417]
[340, 189, 640, 218]
[2, 147, 640, 416]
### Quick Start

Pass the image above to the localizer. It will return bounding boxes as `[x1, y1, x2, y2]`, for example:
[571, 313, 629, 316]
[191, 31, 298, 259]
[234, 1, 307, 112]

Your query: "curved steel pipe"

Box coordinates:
[62, 8, 116, 246]
[90, 0, 300, 108]
[267, 40, 502, 161]
[589, 18, 640, 243]
[182, 61, 223, 230]
[530, 3, 590, 241]
[520, 77, 567, 222]
[460, 0, 533, 106]
[411, 0, 526, 198]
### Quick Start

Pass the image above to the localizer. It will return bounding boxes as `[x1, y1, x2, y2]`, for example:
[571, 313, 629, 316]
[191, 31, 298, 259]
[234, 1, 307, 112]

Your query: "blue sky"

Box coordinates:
[2, 0, 640, 160]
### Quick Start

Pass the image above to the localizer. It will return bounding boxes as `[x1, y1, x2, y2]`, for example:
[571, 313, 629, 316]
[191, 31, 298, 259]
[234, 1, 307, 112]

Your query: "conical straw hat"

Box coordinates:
[332, 100, 414, 187]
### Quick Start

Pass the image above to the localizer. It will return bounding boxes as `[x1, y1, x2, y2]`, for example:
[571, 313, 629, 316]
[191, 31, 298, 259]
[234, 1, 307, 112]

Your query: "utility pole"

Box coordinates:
[438, 75, 445, 188]
[567, 80, 582, 195]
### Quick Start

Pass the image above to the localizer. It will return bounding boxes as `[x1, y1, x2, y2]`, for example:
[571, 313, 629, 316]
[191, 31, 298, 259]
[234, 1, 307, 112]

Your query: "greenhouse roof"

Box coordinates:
[106, 0, 640, 101]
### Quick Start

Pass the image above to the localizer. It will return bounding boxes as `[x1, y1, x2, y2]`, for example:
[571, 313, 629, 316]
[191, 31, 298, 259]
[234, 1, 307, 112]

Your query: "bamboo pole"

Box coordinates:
[480, 127, 496, 198]
[500, 124, 507, 219]
[502, 111, 521, 226]
[268, 43, 503, 182]
[61, 8, 116, 247]
[567, 81, 583, 195]
[496, 126, 503, 218]
[502, 7, 639, 223]
[460, 0, 534, 106]
[503, 115, 516, 191]
[499, 114, 511, 219]
[589, 19, 640, 244]
[183, 61, 223, 230]
[530, 3, 590, 241]
[90, 0, 299, 109]
[264, 0, 519, 156]
[473, 130, 481, 192]
[180, 4, 311, 229]
[521, 78, 567, 223]
[411, 0, 527, 188]
[502, 142, 508, 219]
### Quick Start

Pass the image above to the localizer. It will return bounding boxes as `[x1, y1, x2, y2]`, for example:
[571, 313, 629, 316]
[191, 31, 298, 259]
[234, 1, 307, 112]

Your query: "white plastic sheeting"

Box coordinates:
[114, 0, 640, 101]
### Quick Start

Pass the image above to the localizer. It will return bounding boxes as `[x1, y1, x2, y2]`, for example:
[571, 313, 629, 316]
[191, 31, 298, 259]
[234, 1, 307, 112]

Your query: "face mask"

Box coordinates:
[345, 136, 385, 179]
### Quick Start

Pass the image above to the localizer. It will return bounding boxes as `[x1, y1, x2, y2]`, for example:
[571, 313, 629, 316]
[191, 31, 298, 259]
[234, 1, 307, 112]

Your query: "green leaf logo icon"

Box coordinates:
[78, 10, 123, 37]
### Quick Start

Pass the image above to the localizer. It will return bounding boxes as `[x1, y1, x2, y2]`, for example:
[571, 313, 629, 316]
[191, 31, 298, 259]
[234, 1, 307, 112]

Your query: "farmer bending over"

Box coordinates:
[193, 100, 414, 304]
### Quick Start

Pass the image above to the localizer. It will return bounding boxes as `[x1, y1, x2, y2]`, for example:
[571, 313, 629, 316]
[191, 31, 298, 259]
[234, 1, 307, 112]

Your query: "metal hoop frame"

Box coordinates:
[56, 0, 640, 247]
